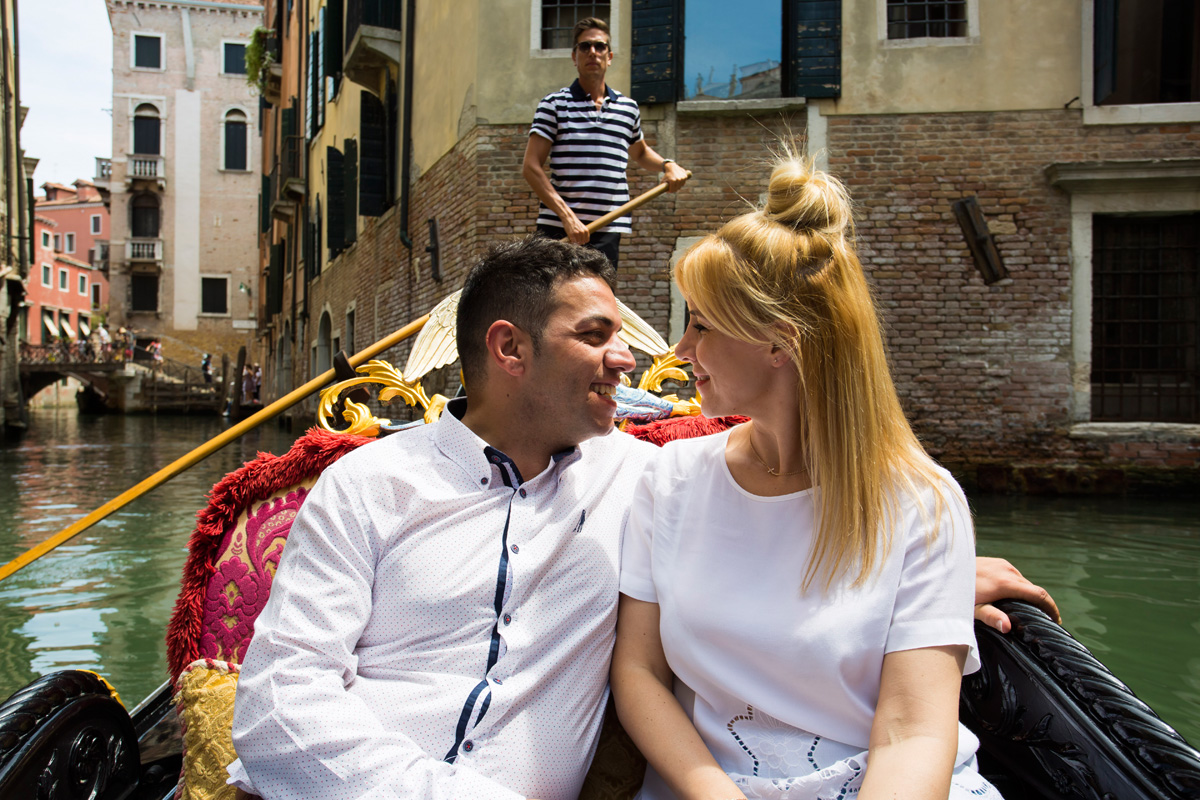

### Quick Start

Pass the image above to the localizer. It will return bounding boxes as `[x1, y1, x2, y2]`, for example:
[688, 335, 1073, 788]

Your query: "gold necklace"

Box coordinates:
[747, 431, 804, 477]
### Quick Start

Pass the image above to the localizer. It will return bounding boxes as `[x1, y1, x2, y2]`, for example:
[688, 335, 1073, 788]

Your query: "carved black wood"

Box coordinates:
[0, 670, 140, 800]
[962, 600, 1200, 800]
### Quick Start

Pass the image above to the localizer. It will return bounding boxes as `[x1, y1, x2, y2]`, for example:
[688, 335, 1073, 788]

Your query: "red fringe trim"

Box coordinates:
[165, 428, 373, 679]
[625, 414, 747, 446]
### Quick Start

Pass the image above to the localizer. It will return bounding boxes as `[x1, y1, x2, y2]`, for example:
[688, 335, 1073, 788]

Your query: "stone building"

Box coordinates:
[0, 0, 31, 431]
[104, 0, 264, 369]
[255, 0, 1198, 489]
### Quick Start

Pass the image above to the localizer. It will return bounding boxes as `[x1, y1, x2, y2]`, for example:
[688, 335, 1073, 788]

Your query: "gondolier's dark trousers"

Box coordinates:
[536, 224, 620, 269]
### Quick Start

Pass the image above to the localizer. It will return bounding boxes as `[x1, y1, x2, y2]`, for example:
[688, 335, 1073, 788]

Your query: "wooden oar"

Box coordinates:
[569, 171, 693, 239]
[0, 314, 430, 583]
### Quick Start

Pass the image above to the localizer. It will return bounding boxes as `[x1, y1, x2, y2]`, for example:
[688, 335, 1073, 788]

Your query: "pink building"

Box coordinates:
[24, 180, 111, 346]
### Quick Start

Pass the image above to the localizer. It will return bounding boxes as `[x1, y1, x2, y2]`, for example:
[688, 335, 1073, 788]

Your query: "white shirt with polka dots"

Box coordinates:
[228, 399, 654, 800]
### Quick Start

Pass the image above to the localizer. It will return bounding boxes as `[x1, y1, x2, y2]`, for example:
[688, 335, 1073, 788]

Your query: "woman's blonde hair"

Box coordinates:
[674, 154, 949, 590]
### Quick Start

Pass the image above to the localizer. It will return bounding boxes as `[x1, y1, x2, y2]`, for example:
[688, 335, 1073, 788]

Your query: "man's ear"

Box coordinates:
[484, 320, 531, 378]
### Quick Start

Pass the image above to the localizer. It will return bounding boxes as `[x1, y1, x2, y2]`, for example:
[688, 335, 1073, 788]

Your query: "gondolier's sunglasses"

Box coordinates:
[574, 41, 610, 54]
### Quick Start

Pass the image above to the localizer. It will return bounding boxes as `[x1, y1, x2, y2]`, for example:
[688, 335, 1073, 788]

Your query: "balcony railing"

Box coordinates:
[95, 157, 112, 181]
[127, 155, 166, 183]
[126, 238, 163, 261]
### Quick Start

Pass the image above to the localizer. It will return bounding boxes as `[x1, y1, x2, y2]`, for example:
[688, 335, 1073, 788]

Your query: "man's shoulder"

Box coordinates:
[538, 85, 576, 105]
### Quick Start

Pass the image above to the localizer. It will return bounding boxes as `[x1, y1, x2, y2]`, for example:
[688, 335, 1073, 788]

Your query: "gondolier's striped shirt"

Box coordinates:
[530, 79, 643, 234]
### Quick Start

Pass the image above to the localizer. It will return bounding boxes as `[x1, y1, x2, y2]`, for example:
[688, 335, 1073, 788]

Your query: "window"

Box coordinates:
[133, 33, 163, 69]
[201, 276, 229, 314]
[64, 233, 75, 253]
[90, 214, 101, 234]
[58, 268, 68, 291]
[630, 2, 840, 103]
[130, 273, 160, 312]
[886, 0, 967, 39]
[315, 311, 332, 377]
[133, 104, 161, 155]
[344, 308, 355, 356]
[1094, 0, 1199, 106]
[540, 1, 610, 50]
[224, 42, 247, 74]
[131, 194, 160, 238]
[78, 274, 88, 296]
[1090, 213, 1198, 422]
[91, 283, 101, 309]
[41, 230, 49, 248]
[685, 0, 780, 100]
[224, 110, 248, 170]
[41, 264, 51, 287]
[53, 233, 61, 251]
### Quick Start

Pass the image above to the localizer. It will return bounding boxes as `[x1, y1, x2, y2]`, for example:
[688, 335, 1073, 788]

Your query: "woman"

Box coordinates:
[611, 155, 1002, 800]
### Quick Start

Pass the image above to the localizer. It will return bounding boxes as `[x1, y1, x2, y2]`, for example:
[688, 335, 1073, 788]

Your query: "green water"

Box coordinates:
[0, 409, 1197, 747]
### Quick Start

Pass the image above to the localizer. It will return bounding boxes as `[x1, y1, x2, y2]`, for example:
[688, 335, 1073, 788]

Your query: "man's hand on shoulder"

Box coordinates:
[973, 556, 1061, 633]
[662, 160, 689, 193]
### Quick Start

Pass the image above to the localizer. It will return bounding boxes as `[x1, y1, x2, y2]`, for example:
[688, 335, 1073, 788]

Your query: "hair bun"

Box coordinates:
[763, 157, 852, 238]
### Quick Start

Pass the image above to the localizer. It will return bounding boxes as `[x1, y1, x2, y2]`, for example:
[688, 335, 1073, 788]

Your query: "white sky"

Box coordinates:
[18, 0, 113, 190]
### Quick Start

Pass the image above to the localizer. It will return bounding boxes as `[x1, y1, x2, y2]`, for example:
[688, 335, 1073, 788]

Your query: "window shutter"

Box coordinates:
[306, 32, 315, 139]
[327, 146, 346, 255]
[631, 0, 681, 104]
[386, 79, 398, 209]
[343, 138, 358, 245]
[260, 175, 271, 233]
[225, 120, 247, 170]
[1093, 0, 1117, 105]
[303, 211, 315, 281]
[317, 9, 326, 126]
[359, 91, 387, 217]
[324, 0, 343, 88]
[787, 0, 841, 99]
[281, 105, 295, 139]
[268, 242, 284, 315]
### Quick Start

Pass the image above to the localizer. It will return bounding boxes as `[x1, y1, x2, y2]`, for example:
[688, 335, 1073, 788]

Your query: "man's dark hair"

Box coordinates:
[457, 236, 616, 388]
[573, 16, 610, 44]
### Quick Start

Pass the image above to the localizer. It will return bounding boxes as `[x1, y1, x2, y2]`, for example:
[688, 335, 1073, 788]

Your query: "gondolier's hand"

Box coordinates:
[564, 210, 590, 244]
[662, 160, 689, 192]
[973, 556, 1062, 633]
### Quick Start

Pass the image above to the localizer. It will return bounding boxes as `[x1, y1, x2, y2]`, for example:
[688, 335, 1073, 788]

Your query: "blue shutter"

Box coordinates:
[306, 32, 315, 139]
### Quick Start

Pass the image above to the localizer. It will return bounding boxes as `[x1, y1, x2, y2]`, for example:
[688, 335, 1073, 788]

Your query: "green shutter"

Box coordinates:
[631, 0, 682, 104]
[359, 91, 388, 217]
[343, 138, 358, 245]
[787, 0, 841, 99]
[327, 146, 346, 255]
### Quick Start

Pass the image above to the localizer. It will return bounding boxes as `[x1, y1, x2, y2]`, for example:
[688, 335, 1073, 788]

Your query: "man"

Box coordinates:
[523, 17, 688, 268]
[230, 237, 1056, 799]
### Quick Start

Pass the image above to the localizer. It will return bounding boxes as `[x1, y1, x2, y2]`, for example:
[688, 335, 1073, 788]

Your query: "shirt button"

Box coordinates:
[492, 676, 503, 685]
[463, 740, 474, 752]
[480, 477, 488, 485]
[510, 544, 519, 554]
[519, 488, 527, 498]
[503, 613, 512, 625]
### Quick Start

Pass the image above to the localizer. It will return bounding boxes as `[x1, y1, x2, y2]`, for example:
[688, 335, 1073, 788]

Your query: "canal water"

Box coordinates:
[1, 408, 1198, 747]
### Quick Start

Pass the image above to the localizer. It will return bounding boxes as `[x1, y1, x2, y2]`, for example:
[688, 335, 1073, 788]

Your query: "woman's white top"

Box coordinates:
[619, 429, 984, 799]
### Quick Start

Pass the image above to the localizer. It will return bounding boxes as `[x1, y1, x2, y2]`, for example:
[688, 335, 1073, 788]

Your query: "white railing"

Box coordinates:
[126, 238, 163, 261]
[127, 155, 165, 180]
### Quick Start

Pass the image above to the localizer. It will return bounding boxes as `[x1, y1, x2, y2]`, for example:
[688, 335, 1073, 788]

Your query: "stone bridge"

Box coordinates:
[18, 343, 224, 414]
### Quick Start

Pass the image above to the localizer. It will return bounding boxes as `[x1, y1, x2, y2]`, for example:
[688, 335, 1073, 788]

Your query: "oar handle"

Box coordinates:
[557, 170, 694, 242]
[0, 314, 431, 583]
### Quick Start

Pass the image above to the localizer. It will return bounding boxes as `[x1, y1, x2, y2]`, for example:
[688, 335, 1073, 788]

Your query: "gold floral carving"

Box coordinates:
[317, 360, 433, 436]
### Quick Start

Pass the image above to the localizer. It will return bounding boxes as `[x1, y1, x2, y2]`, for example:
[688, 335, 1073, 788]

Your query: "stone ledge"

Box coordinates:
[676, 97, 807, 116]
[1069, 422, 1200, 442]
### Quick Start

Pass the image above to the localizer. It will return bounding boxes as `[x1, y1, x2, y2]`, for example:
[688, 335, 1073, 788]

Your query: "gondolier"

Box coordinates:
[523, 16, 688, 268]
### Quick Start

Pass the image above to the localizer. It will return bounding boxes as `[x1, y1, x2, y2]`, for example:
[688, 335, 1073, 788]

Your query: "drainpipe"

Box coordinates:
[398, 0, 414, 250]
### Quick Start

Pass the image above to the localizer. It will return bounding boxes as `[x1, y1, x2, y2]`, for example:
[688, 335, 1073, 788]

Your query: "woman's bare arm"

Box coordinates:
[611, 594, 746, 800]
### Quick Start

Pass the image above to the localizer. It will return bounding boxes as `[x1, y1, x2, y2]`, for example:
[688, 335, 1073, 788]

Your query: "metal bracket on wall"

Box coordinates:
[426, 218, 441, 282]
[952, 196, 1008, 285]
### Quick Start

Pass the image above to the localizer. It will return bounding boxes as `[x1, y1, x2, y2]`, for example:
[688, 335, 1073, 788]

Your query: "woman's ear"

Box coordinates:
[484, 320, 531, 377]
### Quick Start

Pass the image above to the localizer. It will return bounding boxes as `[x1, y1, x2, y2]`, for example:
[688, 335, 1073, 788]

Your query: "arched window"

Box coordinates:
[133, 103, 161, 155]
[315, 311, 332, 378]
[224, 110, 247, 170]
[130, 194, 160, 238]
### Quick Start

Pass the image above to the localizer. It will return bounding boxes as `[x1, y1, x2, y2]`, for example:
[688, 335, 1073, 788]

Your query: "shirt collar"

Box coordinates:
[435, 397, 581, 487]
[569, 78, 616, 104]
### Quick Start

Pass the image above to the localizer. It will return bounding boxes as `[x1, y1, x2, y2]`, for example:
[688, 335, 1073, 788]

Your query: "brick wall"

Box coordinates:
[827, 110, 1199, 486]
